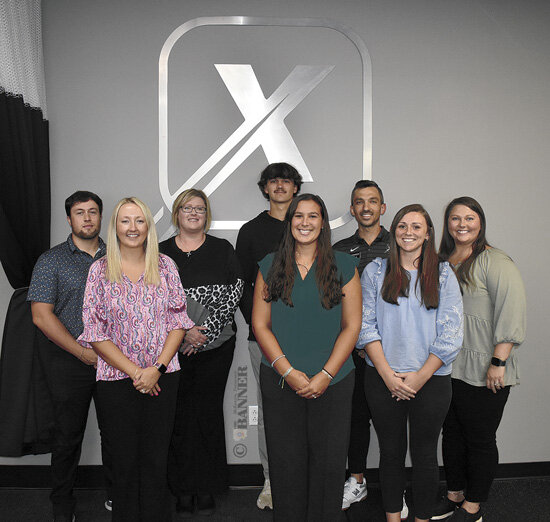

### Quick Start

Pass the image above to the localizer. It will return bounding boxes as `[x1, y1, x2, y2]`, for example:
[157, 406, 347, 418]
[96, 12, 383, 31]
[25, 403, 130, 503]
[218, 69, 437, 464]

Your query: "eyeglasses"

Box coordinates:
[179, 205, 207, 215]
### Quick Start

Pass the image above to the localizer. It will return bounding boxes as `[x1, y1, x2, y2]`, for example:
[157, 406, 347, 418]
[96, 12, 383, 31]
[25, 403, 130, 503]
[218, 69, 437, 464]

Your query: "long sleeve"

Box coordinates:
[162, 256, 195, 332]
[484, 252, 526, 346]
[356, 258, 383, 349]
[429, 263, 464, 366]
[236, 225, 255, 325]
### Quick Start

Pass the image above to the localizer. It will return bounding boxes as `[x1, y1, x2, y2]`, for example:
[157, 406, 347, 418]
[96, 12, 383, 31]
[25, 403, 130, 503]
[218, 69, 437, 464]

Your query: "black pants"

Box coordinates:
[261, 364, 354, 522]
[442, 378, 510, 503]
[96, 372, 179, 522]
[40, 343, 112, 517]
[168, 337, 235, 496]
[364, 364, 451, 519]
[347, 351, 372, 475]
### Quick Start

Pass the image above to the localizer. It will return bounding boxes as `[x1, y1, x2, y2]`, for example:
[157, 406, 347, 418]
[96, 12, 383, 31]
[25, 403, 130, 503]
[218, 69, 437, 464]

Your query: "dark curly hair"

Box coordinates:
[257, 162, 303, 200]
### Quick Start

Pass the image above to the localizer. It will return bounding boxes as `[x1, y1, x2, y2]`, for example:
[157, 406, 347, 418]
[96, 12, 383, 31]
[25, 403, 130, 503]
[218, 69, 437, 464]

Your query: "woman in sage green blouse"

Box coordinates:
[252, 193, 361, 521]
[434, 197, 526, 522]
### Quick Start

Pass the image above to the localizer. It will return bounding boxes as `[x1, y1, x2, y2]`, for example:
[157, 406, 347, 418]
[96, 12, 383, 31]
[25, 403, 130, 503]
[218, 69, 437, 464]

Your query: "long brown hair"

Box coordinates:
[439, 196, 489, 287]
[381, 204, 440, 309]
[264, 194, 342, 309]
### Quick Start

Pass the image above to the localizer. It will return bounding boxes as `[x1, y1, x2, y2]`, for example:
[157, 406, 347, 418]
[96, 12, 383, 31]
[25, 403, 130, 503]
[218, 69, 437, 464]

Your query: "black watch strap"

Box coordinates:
[154, 362, 167, 374]
[491, 357, 506, 367]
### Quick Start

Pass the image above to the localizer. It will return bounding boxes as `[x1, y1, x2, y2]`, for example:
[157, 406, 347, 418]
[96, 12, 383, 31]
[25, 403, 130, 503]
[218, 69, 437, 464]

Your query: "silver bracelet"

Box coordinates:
[321, 368, 334, 380]
[271, 354, 287, 367]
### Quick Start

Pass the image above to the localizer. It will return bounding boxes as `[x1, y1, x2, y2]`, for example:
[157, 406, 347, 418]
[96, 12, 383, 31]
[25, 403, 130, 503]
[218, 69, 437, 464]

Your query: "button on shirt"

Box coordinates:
[27, 235, 106, 339]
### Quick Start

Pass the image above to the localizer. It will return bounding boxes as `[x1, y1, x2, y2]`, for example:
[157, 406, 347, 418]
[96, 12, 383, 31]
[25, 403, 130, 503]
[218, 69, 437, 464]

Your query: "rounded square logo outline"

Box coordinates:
[158, 16, 372, 230]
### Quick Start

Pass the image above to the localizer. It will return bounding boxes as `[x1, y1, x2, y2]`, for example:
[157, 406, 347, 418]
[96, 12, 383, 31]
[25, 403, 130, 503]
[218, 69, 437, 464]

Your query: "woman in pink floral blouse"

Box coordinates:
[79, 197, 194, 522]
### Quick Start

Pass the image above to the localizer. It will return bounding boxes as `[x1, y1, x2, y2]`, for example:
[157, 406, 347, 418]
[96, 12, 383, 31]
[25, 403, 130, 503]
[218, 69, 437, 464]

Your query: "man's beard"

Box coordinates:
[73, 228, 99, 240]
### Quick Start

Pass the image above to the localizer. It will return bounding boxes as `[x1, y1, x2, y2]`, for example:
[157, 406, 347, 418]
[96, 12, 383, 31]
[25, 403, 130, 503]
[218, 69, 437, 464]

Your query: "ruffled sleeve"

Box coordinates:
[356, 258, 384, 349]
[79, 259, 110, 344]
[429, 262, 464, 365]
[161, 255, 195, 332]
[484, 250, 526, 346]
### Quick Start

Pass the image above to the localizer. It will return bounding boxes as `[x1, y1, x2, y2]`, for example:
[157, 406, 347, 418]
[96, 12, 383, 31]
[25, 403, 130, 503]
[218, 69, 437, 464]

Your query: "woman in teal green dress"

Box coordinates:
[252, 193, 362, 521]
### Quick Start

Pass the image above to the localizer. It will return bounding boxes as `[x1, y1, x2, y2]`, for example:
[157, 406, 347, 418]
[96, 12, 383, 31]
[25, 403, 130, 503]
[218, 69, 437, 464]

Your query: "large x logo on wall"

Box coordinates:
[178, 64, 332, 197]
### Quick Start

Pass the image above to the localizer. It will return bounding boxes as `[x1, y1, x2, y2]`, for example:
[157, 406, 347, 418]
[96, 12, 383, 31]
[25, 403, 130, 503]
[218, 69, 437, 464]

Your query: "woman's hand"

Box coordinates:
[394, 371, 428, 396]
[296, 371, 331, 399]
[382, 370, 416, 401]
[184, 325, 208, 349]
[133, 367, 161, 396]
[486, 365, 506, 394]
[180, 342, 196, 356]
[283, 369, 310, 392]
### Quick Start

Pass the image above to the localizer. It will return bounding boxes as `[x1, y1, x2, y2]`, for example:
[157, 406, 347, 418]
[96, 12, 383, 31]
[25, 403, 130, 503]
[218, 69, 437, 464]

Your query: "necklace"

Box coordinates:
[176, 234, 205, 257]
[296, 262, 310, 274]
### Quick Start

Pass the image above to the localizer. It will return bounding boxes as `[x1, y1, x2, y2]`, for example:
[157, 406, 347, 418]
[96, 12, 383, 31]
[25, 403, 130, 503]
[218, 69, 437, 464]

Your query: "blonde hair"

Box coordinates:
[171, 189, 212, 232]
[106, 197, 161, 286]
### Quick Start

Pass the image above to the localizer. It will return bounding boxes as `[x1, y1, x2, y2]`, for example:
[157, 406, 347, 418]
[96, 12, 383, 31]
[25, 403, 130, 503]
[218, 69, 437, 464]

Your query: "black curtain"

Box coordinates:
[0, 88, 53, 455]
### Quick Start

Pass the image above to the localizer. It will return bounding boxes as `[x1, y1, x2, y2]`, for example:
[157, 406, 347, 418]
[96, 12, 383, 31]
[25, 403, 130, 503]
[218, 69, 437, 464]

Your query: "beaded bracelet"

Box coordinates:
[279, 366, 294, 388]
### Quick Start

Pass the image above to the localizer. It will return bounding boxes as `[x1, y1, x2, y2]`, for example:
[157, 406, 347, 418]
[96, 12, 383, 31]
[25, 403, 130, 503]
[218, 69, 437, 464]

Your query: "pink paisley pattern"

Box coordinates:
[78, 254, 194, 381]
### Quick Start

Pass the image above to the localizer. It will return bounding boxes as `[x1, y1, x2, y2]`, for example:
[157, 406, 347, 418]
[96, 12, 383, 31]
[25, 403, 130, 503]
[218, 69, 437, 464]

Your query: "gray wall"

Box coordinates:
[1, 0, 549, 467]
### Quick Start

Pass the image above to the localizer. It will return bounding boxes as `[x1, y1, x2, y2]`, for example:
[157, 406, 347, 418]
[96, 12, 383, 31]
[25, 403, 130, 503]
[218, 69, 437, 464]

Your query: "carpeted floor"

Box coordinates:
[0, 477, 547, 521]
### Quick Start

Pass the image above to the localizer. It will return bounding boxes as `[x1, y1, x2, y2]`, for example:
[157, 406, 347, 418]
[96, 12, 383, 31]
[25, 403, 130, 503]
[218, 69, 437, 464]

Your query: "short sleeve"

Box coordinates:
[485, 251, 526, 346]
[161, 255, 195, 332]
[258, 253, 275, 281]
[79, 260, 110, 343]
[335, 251, 359, 286]
[356, 258, 384, 348]
[27, 252, 57, 304]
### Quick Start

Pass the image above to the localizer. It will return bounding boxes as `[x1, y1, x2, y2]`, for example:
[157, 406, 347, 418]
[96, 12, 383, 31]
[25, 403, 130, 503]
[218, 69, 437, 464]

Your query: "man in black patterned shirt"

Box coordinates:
[334, 180, 408, 517]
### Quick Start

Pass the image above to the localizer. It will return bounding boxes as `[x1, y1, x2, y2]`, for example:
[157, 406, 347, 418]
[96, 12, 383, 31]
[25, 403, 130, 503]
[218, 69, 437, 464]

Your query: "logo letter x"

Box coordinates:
[174, 64, 334, 199]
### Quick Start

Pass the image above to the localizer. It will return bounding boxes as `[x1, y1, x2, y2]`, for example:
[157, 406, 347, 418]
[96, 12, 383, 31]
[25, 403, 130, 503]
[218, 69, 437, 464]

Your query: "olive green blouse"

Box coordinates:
[451, 248, 526, 387]
[258, 251, 358, 384]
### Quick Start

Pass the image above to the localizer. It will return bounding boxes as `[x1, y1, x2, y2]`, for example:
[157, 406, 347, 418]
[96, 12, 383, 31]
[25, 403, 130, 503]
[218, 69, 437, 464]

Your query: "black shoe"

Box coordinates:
[196, 493, 215, 516]
[447, 507, 483, 522]
[431, 496, 462, 520]
[53, 515, 75, 522]
[176, 494, 195, 518]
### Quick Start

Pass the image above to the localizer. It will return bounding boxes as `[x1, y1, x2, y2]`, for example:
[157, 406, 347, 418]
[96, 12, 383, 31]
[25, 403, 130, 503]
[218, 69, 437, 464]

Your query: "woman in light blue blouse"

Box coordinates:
[357, 204, 463, 522]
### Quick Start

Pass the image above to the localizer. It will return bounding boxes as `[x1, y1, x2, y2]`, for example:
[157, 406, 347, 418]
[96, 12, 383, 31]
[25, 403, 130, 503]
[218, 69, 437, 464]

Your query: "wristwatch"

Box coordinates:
[490, 357, 506, 367]
[153, 362, 167, 374]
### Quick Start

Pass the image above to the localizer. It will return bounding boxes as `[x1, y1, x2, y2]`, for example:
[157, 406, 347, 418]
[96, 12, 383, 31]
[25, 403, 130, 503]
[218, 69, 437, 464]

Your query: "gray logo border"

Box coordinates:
[158, 16, 372, 230]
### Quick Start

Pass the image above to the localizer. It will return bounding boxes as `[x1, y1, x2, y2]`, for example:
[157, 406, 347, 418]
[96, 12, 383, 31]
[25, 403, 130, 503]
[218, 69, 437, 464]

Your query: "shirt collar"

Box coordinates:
[352, 226, 389, 244]
[67, 234, 106, 256]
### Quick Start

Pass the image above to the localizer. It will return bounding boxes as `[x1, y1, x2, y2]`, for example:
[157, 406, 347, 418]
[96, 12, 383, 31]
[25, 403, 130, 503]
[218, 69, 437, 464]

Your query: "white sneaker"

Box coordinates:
[257, 478, 272, 510]
[401, 493, 409, 520]
[342, 476, 368, 510]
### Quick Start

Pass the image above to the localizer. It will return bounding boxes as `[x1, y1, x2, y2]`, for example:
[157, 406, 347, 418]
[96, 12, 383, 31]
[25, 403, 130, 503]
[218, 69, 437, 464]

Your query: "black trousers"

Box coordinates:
[261, 364, 354, 522]
[168, 337, 235, 496]
[364, 364, 451, 519]
[96, 372, 179, 522]
[442, 378, 510, 503]
[40, 343, 112, 516]
[347, 351, 372, 475]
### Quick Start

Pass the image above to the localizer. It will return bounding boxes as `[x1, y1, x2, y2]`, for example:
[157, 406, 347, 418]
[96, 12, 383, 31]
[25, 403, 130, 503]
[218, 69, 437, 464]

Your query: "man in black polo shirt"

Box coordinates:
[334, 180, 407, 517]
[236, 163, 302, 511]
[28, 191, 111, 522]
